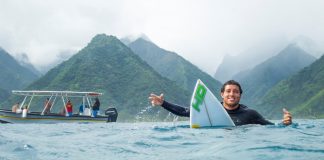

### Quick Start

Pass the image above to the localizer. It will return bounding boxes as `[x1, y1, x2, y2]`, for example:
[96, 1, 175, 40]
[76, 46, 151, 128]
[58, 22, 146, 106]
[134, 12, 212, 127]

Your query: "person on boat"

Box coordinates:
[79, 104, 84, 115]
[149, 80, 292, 126]
[92, 98, 100, 117]
[22, 105, 29, 117]
[65, 100, 73, 116]
[43, 98, 52, 114]
[59, 107, 66, 116]
[11, 103, 19, 112]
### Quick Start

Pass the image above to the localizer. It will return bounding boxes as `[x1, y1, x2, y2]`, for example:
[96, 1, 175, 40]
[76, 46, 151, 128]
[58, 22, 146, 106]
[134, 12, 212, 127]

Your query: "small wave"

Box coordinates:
[180, 142, 201, 146]
[133, 141, 152, 147]
[113, 147, 140, 154]
[133, 141, 160, 148]
[247, 145, 324, 153]
[13, 144, 34, 152]
[151, 125, 178, 132]
[77, 122, 91, 124]
[152, 135, 183, 141]
[151, 124, 189, 132]
[297, 130, 323, 136]
[265, 122, 299, 129]
[172, 125, 190, 128]
[23, 144, 34, 150]
[305, 124, 316, 129]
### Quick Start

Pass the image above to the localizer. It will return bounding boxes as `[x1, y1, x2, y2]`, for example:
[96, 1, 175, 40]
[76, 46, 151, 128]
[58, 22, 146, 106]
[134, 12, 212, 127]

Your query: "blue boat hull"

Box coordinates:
[0, 109, 117, 123]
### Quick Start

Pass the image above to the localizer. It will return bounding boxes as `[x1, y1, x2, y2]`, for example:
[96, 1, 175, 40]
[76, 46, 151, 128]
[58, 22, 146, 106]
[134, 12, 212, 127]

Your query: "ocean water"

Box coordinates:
[0, 119, 323, 160]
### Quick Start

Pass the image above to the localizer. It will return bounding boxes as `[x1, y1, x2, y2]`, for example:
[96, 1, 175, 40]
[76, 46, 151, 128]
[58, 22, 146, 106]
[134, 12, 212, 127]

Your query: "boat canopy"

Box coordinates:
[12, 90, 102, 97]
[0, 90, 118, 123]
[12, 90, 103, 116]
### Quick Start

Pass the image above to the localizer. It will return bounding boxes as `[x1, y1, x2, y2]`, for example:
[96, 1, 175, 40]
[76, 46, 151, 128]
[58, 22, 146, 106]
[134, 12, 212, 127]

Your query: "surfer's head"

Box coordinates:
[221, 80, 242, 95]
[221, 80, 242, 109]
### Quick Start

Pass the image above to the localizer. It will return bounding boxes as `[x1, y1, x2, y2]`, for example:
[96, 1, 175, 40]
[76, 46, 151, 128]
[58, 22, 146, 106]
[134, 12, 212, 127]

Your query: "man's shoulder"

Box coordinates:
[239, 104, 263, 117]
[239, 104, 258, 113]
[239, 104, 250, 111]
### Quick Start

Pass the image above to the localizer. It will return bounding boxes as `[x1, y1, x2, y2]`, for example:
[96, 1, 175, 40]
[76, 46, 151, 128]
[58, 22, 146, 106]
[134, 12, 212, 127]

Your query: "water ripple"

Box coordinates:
[1, 120, 323, 160]
[247, 145, 324, 153]
[150, 135, 183, 141]
[152, 126, 177, 132]
[133, 141, 160, 148]
[181, 142, 201, 145]
[297, 130, 323, 136]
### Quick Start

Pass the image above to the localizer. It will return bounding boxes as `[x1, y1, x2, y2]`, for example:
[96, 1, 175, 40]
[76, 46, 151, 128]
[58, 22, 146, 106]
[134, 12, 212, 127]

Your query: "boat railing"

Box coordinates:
[11, 90, 103, 118]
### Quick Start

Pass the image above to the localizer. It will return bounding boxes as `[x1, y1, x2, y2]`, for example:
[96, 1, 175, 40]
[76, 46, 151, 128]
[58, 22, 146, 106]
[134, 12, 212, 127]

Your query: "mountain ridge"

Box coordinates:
[128, 38, 223, 99]
[3, 34, 191, 121]
[0, 47, 39, 102]
[257, 54, 324, 119]
[233, 44, 316, 108]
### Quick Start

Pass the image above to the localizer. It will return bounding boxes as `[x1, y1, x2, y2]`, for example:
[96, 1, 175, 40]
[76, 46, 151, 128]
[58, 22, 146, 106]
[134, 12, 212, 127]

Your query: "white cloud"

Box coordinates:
[0, 0, 324, 74]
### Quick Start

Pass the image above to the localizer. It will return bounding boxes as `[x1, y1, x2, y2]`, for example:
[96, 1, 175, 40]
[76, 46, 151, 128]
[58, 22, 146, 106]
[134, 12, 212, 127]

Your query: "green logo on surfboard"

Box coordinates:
[192, 83, 207, 112]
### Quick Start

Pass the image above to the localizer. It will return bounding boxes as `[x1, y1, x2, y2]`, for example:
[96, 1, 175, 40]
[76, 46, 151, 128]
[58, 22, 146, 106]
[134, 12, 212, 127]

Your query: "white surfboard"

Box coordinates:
[190, 79, 235, 128]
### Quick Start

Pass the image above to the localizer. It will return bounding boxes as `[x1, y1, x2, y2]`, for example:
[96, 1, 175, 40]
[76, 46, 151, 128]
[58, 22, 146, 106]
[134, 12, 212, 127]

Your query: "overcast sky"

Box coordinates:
[1, 0, 324, 74]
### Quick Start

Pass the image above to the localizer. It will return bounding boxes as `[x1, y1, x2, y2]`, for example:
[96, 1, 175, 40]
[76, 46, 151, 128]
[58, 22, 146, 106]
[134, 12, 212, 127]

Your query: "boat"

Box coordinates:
[0, 90, 118, 123]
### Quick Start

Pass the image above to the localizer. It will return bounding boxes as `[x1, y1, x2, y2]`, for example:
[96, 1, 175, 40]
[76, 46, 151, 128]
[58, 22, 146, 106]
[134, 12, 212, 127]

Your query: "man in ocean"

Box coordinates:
[149, 80, 292, 126]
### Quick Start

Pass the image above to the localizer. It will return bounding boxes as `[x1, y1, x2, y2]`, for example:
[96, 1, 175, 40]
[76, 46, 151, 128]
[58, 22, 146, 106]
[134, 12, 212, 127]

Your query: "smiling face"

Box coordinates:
[221, 84, 241, 110]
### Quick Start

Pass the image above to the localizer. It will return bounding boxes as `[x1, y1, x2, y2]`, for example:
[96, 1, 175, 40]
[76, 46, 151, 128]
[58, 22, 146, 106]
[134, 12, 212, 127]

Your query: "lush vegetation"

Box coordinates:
[0, 48, 39, 102]
[128, 38, 223, 99]
[3, 34, 191, 121]
[0, 88, 9, 105]
[233, 44, 316, 108]
[257, 54, 324, 119]
[2, 36, 323, 121]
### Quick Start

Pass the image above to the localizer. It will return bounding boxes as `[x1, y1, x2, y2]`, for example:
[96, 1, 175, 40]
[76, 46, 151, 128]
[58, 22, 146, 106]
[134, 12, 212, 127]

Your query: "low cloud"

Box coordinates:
[0, 0, 324, 75]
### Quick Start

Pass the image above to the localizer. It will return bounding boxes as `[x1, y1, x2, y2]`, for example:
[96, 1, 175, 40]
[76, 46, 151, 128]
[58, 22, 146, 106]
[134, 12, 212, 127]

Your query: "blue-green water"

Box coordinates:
[1, 119, 323, 160]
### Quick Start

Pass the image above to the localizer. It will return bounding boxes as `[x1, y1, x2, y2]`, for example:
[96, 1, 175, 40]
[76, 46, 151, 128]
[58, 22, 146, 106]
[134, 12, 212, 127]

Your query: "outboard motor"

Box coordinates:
[105, 108, 118, 122]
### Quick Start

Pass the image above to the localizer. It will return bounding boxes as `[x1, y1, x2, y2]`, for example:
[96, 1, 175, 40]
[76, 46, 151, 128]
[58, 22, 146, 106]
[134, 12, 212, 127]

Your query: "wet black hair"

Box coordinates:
[220, 80, 243, 94]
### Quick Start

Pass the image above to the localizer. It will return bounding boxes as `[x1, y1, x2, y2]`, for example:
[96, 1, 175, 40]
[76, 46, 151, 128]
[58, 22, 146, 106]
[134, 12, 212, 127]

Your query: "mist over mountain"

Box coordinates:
[234, 44, 316, 112]
[257, 54, 324, 119]
[120, 34, 151, 46]
[35, 49, 76, 74]
[214, 36, 322, 83]
[292, 35, 323, 58]
[128, 38, 223, 99]
[0, 48, 40, 102]
[15, 53, 42, 76]
[214, 36, 288, 83]
[3, 34, 191, 121]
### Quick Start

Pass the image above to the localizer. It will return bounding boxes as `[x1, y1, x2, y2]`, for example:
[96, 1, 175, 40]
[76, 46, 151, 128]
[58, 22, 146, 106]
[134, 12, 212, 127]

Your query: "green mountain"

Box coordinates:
[214, 37, 288, 83]
[128, 38, 223, 99]
[0, 88, 10, 103]
[16, 53, 42, 76]
[257, 54, 324, 119]
[214, 36, 322, 83]
[3, 34, 191, 121]
[233, 44, 316, 107]
[0, 48, 39, 102]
